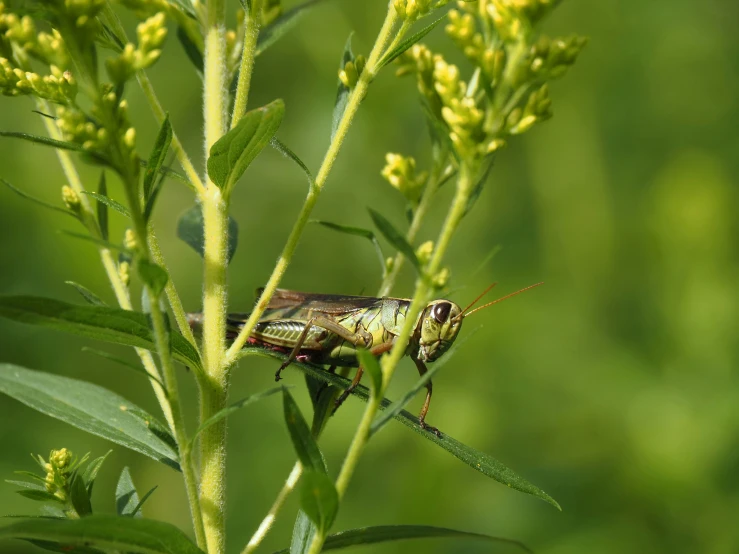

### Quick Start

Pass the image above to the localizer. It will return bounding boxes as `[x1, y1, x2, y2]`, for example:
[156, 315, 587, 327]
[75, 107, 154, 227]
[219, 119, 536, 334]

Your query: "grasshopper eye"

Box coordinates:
[431, 302, 452, 323]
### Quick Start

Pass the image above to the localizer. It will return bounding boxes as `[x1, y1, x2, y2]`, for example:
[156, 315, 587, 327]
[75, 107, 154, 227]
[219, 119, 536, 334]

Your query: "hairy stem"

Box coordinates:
[224, 5, 402, 364]
[231, 2, 261, 128]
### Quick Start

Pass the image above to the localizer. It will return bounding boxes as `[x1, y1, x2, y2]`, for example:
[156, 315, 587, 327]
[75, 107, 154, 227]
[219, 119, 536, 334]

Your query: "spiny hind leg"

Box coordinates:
[333, 342, 393, 413]
[275, 316, 372, 381]
[414, 357, 441, 437]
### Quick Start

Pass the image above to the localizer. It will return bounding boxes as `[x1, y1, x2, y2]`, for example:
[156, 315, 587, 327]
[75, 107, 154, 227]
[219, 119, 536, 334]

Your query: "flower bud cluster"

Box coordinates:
[395, 0, 584, 165]
[42, 448, 74, 501]
[0, 58, 77, 102]
[381, 153, 428, 205]
[56, 105, 109, 151]
[106, 12, 168, 84]
[338, 55, 366, 89]
[393, 0, 451, 21]
[62, 185, 82, 213]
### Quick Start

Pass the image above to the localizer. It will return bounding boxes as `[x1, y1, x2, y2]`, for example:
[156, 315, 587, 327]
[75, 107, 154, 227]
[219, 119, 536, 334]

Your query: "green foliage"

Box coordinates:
[0, 516, 204, 554]
[0, 365, 180, 470]
[282, 389, 327, 474]
[176, 205, 240, 264]
[299, 471, 339, 533]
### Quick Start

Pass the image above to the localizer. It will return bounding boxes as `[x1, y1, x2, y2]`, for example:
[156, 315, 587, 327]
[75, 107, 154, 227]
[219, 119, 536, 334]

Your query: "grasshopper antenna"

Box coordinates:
[457, 282, 544, 321]
[458, 282, 498, 317]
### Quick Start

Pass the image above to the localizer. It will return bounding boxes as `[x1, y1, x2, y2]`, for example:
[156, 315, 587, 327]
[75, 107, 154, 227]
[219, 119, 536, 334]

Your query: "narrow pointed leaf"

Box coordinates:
[239, 347, 560, 509]
[137, 260, 169, 297]
[273, 525, 532, 553]
[289, 511, 315, 554]
[130, 486, 157, 517]
[59, 230, 130, 253]
[69, 473, 93, 516]
[116, 467, 140, 517]
[282, 389, 327, 474]
[65, 281, 107, 306]
[191, 385, 286, 442]
[96, 173, 109, 240]
[368, 208, 421, 272]
[357, 348, 382, 400]
[310, 220, 385, 278]
[271, 137, 314, 187]
[82, 347, 165, 390]
[0, 365, 180, 470]
[207, 99, 285, 192]
[176, 205, 239, 263]
[256, 0, 329, 55]
[6, 480, 46, 491]
[144, 116, 172, 200]
[300, 470, 339, 534]
[16, 490, 64, 503]
[0, 515, 205, 554]
[177, 26, 203, 73]
[331, 34, 354, 141]
[376, 15, 446, 71]
[82, 450, 113, 495]
[1, 177, 74, 217]
[0, 296, 202, 371]
[81, 191, 131, 219]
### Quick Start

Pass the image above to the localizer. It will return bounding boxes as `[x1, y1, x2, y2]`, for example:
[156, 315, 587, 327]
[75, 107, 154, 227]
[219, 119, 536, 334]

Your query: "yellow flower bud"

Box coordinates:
[62, 185, 81, 212]
[415, 240, 434, 265]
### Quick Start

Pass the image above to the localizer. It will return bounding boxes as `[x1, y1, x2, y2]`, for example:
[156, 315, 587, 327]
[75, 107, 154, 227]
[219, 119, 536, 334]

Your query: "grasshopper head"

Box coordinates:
[416, 300, 463, 362]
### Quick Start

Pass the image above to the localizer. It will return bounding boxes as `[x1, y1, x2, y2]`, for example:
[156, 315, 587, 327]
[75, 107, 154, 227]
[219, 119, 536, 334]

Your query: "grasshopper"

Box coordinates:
[190, 283, 541, 436]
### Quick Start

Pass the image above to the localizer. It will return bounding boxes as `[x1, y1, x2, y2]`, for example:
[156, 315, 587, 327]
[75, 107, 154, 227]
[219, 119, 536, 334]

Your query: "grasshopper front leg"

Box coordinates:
[413, 357, 441, 437]
[275, 315, 373, 381]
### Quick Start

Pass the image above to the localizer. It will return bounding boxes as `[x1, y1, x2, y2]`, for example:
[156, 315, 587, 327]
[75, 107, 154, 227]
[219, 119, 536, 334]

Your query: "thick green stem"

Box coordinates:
[230, 3, 261, 128]
[224, 6, 402, 364]
[307, 166, 475, 554]
[204, 0, 228, 155]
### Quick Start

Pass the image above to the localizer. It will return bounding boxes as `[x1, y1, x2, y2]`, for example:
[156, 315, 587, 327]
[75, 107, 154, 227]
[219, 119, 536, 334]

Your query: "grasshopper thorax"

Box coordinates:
[414, 299, 463, 363]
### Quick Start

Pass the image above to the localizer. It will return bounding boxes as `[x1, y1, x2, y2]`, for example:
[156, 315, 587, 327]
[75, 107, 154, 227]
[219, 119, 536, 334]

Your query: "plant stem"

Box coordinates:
[204, 0, 228, 155]
[241, 462, 302, 554]
[230, 2, 261, 128]
[224, 5, 403, 364]
[306, 165, 475, 554]
[148, 292, 207, 550]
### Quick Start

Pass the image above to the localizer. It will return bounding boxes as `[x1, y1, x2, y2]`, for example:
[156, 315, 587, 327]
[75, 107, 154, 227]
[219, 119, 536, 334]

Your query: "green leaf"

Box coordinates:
[289, 511, 315, 554]
[0, 515, 205, 554]
[69, 473, 93, 517]
[0, 296, 202, 371]
[81, 192, 131, 219]
[1, 177, 74, 217]
[82, 347, 166, 390]
[305, 374, 335, 437]
[299, 470, 339, 534]
[191, 385, 286, 442]
[144, 116, 172, 201]
[65, 281, 107, 307]
[357, 348, 382, 400]
[139, 160, 191, 189]
[238, 347, 560, 509]
[130, 486, 157, 518]
[137, 260, 169, 297]
[256, 0, 329, 56]
[177, 26, 203, 73]
[270, 137, 315, 187]
[0, 131, 103, 160]
[376, 14, 446, 71]
[0, 364, 180, 470]
[59, 230, 129, 253]
[16, 490, 63, 503]
[310, 220, 386, 279]
[6, 479, 46, 491]
[96, 172, 108, 240]
[273, 525, 532, 553]
[176, 204, 239, 264]
[282, 389, 327, 474]
[207, 99, 285, 192]
[370, 328, 478, 436]
[331, 33, 354, 141]
[367, 208, 421, 273]
[116, 467, 140, 517]
[465, 156, 494, 215]
[82, 450, 112, 496]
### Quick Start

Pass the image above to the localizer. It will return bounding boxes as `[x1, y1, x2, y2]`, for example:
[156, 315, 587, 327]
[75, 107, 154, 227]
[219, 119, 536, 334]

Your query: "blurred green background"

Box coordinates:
[2, 0, 738, 553]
